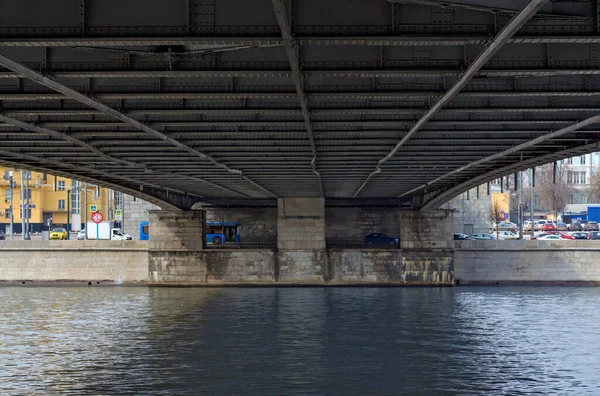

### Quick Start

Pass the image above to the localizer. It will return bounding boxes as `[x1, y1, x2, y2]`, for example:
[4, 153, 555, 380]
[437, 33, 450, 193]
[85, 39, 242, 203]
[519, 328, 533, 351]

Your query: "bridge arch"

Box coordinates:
[421, 142, 600, 211]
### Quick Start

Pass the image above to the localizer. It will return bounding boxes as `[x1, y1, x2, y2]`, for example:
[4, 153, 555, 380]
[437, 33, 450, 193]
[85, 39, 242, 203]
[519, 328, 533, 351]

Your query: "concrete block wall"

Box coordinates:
[148, 210, 205, 251]
[399, 211, 454, 249]
[445, 185, 493, 235]
[326, 207, 399, 239]
[328, 250, 453, 285]
[148, 250, 276, 285]
[455, 240, 600, 283]
[0, 240, 148, 282]
[277, 197, 325, 250]
[278, 250, 327, 283]
[123, 195, 160, 237]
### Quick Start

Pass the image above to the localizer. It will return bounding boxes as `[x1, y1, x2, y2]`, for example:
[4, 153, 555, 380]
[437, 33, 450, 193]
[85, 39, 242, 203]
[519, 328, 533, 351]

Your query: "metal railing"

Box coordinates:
[207, 236, 277, 249]
[326, 237, 399, 249]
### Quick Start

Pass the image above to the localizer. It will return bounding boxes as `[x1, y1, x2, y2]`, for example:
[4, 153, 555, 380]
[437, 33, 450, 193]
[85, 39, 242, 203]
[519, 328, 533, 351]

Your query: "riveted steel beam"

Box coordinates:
[3, 35, 600, 47]
[0, 52, 276, 198]
[353, 0, 549, 198]
[2, 68, 600, 79]
[271, 0, 323, 197]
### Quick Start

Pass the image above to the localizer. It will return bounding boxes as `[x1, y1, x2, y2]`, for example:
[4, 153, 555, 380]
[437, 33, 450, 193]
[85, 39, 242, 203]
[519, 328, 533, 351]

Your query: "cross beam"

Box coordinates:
[353, 0, 550, 197]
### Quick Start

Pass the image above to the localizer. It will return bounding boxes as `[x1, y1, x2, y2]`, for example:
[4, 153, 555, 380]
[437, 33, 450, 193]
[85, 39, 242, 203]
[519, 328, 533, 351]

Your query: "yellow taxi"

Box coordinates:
[49, 228, 68, 240]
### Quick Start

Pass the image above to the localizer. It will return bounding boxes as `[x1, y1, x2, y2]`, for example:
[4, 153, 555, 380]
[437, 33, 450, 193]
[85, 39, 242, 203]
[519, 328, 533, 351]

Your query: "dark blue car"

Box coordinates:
[363, 233, 398, 245]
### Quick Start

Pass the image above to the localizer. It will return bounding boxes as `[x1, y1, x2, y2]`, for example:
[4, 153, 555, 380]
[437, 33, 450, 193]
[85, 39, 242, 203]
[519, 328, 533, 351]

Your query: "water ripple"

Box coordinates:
[1, 286, 600, 394]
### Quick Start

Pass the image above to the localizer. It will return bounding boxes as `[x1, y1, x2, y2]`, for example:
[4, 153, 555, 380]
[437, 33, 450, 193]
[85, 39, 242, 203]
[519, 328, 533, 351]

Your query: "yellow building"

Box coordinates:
[1, 166, 122, 234]
[491, 192, 510, 222]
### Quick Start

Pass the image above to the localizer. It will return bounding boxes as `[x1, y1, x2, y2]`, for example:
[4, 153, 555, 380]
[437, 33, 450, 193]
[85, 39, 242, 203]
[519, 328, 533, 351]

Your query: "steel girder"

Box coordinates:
[0, 0, 599, 208]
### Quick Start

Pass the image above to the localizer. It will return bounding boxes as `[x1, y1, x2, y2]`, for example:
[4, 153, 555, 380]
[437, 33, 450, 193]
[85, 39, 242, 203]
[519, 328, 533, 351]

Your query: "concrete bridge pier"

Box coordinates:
[148, 210, 207, 284]
[277, 197, 327, 283]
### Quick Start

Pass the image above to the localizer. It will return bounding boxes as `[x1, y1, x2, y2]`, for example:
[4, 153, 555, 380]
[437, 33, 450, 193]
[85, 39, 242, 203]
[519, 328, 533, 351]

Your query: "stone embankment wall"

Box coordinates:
[0, 240, 148, 283]
[0, 242, 453, 285]
[454, 240, 600, 284]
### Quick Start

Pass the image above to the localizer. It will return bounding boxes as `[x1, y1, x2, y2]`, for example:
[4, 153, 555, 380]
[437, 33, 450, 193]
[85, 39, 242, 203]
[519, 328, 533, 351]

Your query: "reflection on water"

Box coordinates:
[1, 286, 600, 394]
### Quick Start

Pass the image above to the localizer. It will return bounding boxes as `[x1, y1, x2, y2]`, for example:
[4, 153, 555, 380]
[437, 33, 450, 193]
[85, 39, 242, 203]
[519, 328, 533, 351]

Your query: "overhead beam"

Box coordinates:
[4, 90, 600, 102]
[271, 0, 323, 197]
[3, 35, 600, 47]
[5, 107, 600, 118]
[0, 52, 276, 198]
[3, 68, 600, 79]
[353, 0, 549, 198]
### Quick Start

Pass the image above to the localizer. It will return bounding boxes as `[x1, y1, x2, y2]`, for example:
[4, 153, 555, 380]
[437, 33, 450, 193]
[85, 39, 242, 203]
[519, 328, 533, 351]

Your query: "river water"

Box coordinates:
[1, 286, 599, 395]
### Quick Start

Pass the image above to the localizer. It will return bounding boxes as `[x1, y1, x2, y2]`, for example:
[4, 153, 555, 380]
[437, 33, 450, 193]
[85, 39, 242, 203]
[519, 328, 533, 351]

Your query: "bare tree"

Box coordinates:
[585, 169, 600, 203]
[490, 199, 503, 240]
[534, 163, 574, 218]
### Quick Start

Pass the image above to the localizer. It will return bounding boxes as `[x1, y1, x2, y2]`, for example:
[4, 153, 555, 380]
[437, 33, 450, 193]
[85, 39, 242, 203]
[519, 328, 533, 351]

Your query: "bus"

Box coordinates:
[206, 221, 241, 244]
[139, 221, 241, 244]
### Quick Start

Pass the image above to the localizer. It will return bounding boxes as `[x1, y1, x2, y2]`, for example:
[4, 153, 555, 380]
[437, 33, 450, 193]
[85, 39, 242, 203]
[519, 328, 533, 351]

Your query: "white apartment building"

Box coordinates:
[564, 153, 598, 204]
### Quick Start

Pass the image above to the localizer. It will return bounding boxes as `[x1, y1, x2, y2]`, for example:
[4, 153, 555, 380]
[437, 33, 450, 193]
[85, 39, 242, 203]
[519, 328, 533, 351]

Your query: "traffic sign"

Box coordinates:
[91, 212, 103, 223]
[115, 209, 122, 216]
[89, 204, 98, 212]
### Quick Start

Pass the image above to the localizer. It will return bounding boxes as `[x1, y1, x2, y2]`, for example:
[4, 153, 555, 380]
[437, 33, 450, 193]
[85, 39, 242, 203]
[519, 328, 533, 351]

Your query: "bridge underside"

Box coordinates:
[1, 0, 600, 209]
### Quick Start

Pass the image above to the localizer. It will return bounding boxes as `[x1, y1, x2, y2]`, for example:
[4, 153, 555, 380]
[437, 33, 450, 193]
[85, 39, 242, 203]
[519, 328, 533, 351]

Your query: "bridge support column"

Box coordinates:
[148, 210, 207, 284]
[398, 211, 455, 284]
[277, 197, 327, 283]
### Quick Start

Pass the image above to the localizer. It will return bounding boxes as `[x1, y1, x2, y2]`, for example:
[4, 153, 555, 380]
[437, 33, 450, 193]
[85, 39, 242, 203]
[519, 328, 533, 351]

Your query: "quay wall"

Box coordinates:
[454, 240, 600, 284]
[0, 240, 149, 283]
[4, 240, 600, 285]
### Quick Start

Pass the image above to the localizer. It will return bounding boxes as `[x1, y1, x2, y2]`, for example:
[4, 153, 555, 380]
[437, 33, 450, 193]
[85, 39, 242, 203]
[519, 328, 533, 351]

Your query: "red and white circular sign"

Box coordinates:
[91, 212, 104, 224]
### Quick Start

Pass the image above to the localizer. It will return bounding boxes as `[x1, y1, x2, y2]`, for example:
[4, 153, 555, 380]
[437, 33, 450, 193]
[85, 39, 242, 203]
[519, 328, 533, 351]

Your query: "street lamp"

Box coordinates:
[66, 189, 71, 239]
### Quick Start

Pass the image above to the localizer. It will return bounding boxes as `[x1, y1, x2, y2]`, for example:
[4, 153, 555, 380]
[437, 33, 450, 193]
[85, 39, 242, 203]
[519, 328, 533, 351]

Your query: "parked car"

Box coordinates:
[585, 221, 599, 231]
[493, 222, 518, 232]
[531, 232, 553, 240]
[555, 222, 569, 231]
[454, 233, 475, 240]
[536, 234, 562, 240]
[471, 233, 494, 240]
[534, 220, 547, 231]
[490, 231, 518, 240]
[541, 223, 557, 232]
[588, 231, 600, 240]
[0, 230, 4, 240]
[568, 221, 586, 231]
[49, 227, 68, 240]
[556, 232, 575, 240]
[571, 232, 590, 240]
[363, 233, 398, 245]
[77, 229, 86, 240]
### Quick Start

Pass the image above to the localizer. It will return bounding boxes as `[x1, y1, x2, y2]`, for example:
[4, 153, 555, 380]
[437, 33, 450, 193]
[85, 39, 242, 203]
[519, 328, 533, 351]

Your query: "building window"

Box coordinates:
[57, 180, 65, 191]
[567, 171, 587, 185]
[581, 155, 586, 165]
[567, 158, 573, 165]
[5, 189, 11, 202]
[5, 208, 10, 219]
[491, 179, 501, 185]
[58, 199, 65, 210]
[24, 188, 31, 200]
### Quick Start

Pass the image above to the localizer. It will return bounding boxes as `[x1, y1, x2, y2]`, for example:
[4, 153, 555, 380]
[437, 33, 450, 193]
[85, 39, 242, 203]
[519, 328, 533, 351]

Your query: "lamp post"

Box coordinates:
[66, 189, 71, 240]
